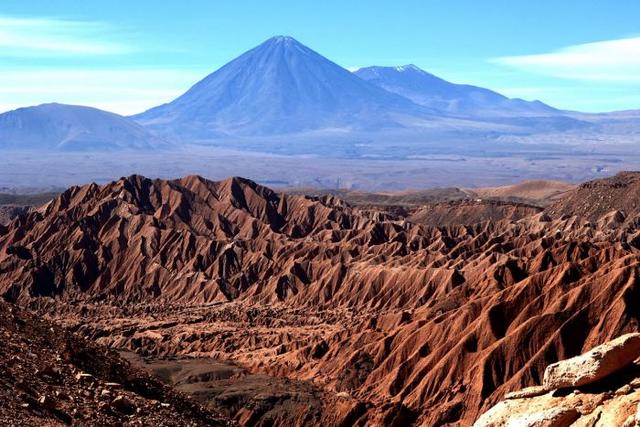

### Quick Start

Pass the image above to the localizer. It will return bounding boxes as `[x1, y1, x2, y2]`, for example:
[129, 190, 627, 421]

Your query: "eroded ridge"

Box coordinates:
[2, 173, 640, 425]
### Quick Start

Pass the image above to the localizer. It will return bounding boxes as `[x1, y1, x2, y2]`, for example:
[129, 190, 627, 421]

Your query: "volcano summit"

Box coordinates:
[133, 36, 431, 138]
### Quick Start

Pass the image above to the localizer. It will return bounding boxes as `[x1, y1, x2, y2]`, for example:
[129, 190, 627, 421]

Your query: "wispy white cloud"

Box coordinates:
[0, 15, 132, 56]
[0, 68, 208, 115]
[492, 36, 640, 82]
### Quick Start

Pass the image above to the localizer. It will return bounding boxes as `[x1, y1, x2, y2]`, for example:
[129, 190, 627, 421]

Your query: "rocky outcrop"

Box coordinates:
[474, 334, 640, 427]
[544, 333, 640, 390]
[476, 404, 579, 427]
[0, 300, 230, 426]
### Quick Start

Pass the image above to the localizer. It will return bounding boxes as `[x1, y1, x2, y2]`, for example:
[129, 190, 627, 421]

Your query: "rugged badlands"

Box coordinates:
[2, 172, 640, 425]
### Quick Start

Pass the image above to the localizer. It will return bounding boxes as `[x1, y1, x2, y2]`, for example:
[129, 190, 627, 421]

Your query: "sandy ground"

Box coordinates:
[122, 352, 330, 423]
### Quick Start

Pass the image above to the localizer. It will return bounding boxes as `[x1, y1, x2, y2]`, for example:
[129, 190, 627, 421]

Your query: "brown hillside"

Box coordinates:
[0, 300, 229, 426]
[407, 199, 541, 226]
[471, 180, 575, 206]
[547, 171, 640, 221]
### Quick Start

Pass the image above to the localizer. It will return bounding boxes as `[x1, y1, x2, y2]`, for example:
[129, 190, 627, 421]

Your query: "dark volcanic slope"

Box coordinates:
[2, 174, 640, 425]
[0, 300, 228, 426]
[547, 171, 640, 221]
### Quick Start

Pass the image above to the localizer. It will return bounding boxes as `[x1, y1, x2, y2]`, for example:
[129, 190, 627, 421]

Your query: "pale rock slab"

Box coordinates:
[544, 333, 640, 390]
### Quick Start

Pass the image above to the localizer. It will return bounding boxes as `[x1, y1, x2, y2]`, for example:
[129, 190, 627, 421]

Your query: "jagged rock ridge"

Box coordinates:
[2, 173, 640, 425]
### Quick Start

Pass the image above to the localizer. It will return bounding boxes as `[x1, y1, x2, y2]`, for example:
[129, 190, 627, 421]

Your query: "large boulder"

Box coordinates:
[474, 334, 640, 427]
[473, 399, 579, 427]
[543, 333, 640, 390]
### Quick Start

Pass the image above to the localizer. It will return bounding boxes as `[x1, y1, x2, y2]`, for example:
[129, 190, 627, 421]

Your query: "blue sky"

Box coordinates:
[1, 0, 639, 114]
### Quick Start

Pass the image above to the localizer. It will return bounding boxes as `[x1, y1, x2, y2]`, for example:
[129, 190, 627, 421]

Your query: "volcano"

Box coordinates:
[132, 36, 431, 138]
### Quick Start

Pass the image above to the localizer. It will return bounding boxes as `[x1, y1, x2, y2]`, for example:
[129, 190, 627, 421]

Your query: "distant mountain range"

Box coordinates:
[0, 103, 163, 150]
[0, 36, 637, 150]
[354, 65, 556, 116]
[132, 36, 568, 140]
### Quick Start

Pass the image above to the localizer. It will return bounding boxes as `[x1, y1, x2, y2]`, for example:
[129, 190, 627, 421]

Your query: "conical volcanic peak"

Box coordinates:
[261, 35, 308, 49]
[133, 36, 428, 138]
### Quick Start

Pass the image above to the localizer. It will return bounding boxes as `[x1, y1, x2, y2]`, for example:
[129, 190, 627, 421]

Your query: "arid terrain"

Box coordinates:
[0, 192, 57, 226]
[0, 300, 230, 426]
[2, 172, 640, 425]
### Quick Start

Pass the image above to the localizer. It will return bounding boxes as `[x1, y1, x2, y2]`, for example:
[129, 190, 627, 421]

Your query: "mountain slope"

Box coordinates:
[355, 65, 557, 116]
[546, 171, 640, 221]
[0, 300, 229, 426]
[0, 103, 164, 151]
[133, 36, 432, 138]
[0, 301, 233, 427]
[470, 180, 576, 206]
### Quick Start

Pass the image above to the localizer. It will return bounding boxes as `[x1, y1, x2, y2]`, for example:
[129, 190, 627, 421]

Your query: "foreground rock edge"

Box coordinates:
[474, 333, 640, 427]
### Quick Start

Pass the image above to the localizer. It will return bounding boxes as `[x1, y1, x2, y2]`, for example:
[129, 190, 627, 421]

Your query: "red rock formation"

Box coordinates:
[1, 173, 640, 425]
